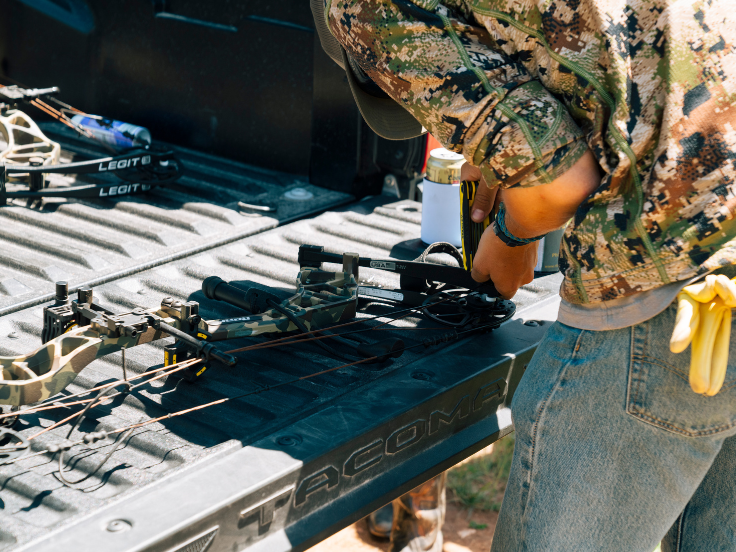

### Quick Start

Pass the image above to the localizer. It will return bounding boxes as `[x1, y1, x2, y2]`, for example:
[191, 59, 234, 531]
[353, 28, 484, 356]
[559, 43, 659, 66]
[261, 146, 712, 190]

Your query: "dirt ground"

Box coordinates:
[308, 494, 498, 552]
[309, 443, 503, 552]
[307, 435, 663, 552]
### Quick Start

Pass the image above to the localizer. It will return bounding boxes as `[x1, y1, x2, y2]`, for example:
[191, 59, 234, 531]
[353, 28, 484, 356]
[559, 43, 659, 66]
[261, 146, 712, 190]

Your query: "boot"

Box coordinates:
[390, 473, 446, 552]
[368, 503, 394, 539]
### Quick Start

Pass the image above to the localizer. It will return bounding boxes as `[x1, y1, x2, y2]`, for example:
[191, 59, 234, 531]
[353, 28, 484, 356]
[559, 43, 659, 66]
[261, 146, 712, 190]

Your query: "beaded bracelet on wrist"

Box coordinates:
[492, 202, 547, 248]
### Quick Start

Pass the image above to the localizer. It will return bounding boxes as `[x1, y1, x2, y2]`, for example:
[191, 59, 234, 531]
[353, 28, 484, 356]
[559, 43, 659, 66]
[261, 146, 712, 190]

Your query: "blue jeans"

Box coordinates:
[491, 303, 736, 552]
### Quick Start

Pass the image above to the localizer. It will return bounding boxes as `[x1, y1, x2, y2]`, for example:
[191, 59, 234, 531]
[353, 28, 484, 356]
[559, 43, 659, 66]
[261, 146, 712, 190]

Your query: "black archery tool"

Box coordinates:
[201, 277, 284, 315]
[298, 243, 515, 330]
[298, 243, 499, 298]
[421, 289, 515, 328]
[42, 282, 110, 343]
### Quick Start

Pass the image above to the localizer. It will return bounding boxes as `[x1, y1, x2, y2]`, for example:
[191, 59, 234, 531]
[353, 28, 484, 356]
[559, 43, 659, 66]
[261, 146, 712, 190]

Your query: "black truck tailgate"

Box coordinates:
[0, 196, 561, 552]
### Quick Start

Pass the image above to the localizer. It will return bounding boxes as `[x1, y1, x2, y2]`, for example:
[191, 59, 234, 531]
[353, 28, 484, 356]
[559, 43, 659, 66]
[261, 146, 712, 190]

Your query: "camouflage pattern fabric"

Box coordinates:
[326, 0, 736, 304]
[391, 473, 446, 552]
[0, 318, 171, 407]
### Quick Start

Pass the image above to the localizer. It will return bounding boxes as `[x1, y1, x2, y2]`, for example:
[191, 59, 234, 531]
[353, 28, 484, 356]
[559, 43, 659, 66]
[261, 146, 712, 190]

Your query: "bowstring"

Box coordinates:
[0, 357, 201, 422]
[3, 282, 502, 474]
[61, 321, 498, 444]
[26, 359, 201, 440]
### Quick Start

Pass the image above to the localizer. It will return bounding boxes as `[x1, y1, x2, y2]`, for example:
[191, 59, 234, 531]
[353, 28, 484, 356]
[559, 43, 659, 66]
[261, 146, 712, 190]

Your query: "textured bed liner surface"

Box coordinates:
[0, 194, 562, 551]
[0, 122, 351, 315]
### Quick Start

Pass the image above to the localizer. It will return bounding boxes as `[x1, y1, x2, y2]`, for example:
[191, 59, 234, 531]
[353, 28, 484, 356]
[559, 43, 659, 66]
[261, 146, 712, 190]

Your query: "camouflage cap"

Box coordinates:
[310, 0, 426, 140]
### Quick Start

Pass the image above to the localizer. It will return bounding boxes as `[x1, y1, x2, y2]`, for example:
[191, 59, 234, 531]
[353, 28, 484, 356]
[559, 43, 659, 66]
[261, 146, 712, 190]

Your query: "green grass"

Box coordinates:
[448, 434, 663, 551]
[447, 433, 515, 512]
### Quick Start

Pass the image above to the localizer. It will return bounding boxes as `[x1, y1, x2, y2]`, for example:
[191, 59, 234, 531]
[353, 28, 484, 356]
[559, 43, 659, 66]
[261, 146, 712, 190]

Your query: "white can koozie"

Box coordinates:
[421, 148, 464, 247]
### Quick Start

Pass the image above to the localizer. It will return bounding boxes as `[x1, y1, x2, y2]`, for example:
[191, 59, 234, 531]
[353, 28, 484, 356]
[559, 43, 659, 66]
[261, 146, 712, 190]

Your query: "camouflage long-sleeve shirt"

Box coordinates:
[326, 0, 736, 304]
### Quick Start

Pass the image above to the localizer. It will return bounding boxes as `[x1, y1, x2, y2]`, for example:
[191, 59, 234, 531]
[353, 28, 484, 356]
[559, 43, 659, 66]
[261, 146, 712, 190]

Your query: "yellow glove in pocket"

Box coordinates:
[670, 274, 736, 396]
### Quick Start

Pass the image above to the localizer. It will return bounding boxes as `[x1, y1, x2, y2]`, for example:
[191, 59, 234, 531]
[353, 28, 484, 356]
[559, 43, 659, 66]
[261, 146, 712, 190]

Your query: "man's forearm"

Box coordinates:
[501, 149, 601, 239]
[466, 148, 601, 298]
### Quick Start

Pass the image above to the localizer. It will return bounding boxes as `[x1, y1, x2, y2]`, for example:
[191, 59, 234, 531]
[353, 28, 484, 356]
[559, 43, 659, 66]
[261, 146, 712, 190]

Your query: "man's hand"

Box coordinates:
[472, 227, 538, 299]
[462, 149, 601, 298]
[461, 163, 535, 299]
[460, 164, 499, 222]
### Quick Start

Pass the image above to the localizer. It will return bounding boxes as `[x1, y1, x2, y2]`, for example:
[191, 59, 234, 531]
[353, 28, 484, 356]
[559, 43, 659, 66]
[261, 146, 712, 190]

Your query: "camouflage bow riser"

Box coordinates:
[199, 269, 358, 341]
[0, 268, 358, 407]
[0, 311, 176, 407]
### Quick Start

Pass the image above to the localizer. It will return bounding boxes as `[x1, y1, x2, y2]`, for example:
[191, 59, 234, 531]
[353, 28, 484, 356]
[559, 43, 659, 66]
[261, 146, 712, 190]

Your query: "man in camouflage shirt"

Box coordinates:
[317, 0, 736, 549]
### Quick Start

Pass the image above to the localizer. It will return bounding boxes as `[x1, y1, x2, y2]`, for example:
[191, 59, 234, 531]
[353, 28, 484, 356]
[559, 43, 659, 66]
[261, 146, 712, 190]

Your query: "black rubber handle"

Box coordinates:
[202, 343, 238, 367]
[202, 276, 253, 312]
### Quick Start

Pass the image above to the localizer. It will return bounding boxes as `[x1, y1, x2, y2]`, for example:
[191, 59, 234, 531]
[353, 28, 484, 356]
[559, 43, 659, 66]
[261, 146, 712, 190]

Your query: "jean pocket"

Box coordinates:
[626, 304, 736, 437]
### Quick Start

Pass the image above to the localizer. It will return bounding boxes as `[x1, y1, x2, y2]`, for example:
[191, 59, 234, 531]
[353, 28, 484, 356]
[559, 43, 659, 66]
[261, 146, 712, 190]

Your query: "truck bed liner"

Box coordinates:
[0, 123, 351, 316]
[0, 192, 562, 551]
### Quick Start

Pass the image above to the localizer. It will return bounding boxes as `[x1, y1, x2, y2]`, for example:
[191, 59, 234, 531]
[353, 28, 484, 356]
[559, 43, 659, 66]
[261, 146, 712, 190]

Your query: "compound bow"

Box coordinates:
[0, 244, 513, 408]
[0, 84, 182, 202]
[0, 244, 517, 480]
[0, 264, 358, 406]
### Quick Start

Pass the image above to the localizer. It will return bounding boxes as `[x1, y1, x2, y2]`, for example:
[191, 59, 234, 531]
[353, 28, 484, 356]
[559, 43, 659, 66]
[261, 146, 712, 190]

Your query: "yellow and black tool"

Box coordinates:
[164, 342, 208, 382]
[460, 180, 492, 271]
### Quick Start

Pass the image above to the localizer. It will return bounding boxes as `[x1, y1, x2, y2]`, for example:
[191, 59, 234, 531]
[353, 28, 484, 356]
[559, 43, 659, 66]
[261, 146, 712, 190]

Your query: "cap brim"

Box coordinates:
[341, 50, 426, 141]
